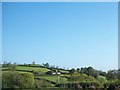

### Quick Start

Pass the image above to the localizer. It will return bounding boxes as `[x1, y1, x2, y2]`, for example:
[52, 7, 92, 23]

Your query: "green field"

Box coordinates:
[39, 75, 68, 83]
[2, 70, 32, 74]
[17, 66, 50, 72]
[2, 66, 51, 73]
[59, 70, 69, 73]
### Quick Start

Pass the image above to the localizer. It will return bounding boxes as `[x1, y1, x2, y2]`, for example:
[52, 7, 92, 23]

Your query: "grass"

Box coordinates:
[59, 70, 69, 73]
[17, 66, 50, 72]
[2, 70, 33, 74]
[2, 66, 51, 73]
[2, 67, 8, 70]
[39, 75, 68, 83]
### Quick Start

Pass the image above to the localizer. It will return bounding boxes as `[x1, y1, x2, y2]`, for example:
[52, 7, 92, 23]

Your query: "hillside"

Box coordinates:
[2, 63, 120, 89]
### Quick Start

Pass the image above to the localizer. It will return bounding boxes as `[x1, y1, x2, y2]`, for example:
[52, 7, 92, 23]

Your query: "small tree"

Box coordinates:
[32, 61, 35, 65]
[77, 68, 80, 73]
[69, 68, 76, 75]
[106, 70, 118, 80]
[44, 63, 49, 68]
[18, 73, 35, 88]
[87, 66, 94, 76]
[8, 63, 17, 71]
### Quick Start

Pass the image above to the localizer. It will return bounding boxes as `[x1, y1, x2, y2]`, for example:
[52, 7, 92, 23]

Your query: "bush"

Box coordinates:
[35, 79, 52, 88]
[69, 73, 97, 82]
[2, 71, 35, 88]
[18, 72, 35, 88]
[2, 71, 20, 88]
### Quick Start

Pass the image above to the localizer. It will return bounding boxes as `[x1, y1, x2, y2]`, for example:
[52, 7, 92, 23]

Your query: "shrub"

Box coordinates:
[2, 71, 35, 88]
[18, 72, 35, 88]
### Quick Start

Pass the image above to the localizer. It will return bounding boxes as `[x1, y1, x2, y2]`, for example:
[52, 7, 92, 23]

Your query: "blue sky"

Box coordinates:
[2, 2, 118, 71]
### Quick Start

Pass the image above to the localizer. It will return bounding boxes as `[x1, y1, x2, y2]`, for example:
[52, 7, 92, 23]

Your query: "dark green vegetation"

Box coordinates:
[2, 62, 120, 90]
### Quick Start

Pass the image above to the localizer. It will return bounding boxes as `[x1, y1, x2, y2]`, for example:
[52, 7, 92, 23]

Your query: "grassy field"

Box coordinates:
[39, 75, 68, 83]
[17, 66, 50, 72]
[2, 66, 51, 73]
[2, 70, 33, 74]
[59, 70, 69, 73]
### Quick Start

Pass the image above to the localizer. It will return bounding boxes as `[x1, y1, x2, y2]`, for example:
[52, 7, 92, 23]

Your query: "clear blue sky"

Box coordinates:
[2, 2, 118, 71]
